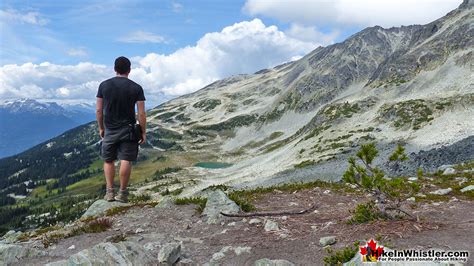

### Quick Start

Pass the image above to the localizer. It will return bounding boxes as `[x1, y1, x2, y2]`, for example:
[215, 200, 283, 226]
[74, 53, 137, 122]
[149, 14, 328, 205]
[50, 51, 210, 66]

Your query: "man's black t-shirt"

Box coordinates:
[96, 77, 145, 129]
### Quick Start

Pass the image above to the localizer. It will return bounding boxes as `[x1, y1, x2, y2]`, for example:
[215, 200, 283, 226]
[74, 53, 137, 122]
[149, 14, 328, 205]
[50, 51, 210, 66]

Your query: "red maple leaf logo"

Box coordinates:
[359, 239, 384, 262]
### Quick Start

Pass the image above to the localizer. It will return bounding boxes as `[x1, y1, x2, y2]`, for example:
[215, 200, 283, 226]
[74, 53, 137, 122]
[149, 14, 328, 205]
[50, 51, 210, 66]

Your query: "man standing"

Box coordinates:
[96, 56, 146, 203]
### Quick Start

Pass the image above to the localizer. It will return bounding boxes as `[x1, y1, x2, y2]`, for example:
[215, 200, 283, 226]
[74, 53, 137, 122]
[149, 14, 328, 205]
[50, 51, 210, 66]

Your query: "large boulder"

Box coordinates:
[202, 190, 240, 224]
[81, 200, 130, 219]
[45, 241, 155, 266]
[0, 243, 46, 265]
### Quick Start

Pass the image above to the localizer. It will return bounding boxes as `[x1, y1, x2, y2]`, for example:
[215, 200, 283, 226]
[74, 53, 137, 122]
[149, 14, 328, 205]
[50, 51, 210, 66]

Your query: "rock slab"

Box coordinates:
[255, 258, 295, 266]
[202, 190, 240, 224]
[0, 244, 46, 265]
[81, 199, 130, 219]
[45, 241, 155, 266]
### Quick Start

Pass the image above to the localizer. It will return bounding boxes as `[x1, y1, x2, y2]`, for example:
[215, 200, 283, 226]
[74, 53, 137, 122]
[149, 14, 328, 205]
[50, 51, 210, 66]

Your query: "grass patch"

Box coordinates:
[204, 184, 230, 191]
[175, 197, 207, 213]
[244, 131, 285, 149]
[193, 99, 221, 111]
[322, 102, 361, 120]
[71, 217, 112, 235]
[105, 205, 133, 216]
[129, 194, 151, 203]
[379, 99, 434, 130]
[227, 193, 256, 212]
[195, 114, 258, 131]
[294, 160, 316, 169]
[150, 179, 181, 192]
[303, 125, 331, 141]
[42, 217, 113, 248]
[263, 140, 287, 153]
[152, 167, 182, 181]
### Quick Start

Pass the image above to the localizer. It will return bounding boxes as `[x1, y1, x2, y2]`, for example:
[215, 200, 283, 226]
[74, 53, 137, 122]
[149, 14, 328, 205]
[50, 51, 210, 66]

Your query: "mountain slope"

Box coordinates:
[147, 0, 473, 191]
[0, 99, 95, 158]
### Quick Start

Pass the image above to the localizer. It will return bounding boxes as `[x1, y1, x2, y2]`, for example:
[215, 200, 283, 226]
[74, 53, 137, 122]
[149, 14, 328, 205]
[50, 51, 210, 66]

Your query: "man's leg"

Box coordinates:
[104, 161, 115, 189]
[115, 141, 138, 202]
[119, 160, 132, 190]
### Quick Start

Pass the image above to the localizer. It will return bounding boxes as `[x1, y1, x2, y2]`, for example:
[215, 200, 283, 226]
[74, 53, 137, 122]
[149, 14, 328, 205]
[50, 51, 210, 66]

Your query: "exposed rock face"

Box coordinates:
[0, 244, 46, 265]
[81, 200, 130, 219]
[45, 241, 155, 266]
[202, 190, 240, 224]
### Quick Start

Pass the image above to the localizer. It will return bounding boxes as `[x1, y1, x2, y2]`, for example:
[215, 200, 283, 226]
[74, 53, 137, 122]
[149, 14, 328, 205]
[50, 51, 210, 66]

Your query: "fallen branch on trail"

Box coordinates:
[220, 204, 317, 217]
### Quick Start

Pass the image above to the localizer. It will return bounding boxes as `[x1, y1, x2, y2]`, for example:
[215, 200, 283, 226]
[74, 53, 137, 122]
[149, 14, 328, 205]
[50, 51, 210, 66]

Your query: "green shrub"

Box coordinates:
[348, 201, 385, 224]
[323, 241, 359, 265]
[343, 143, 414, 220]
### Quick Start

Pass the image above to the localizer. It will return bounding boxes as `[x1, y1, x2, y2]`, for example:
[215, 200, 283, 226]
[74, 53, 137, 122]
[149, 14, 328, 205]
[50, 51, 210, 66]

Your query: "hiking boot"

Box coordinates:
[115, 189, 129, 203]
[104, 188, 115, 202]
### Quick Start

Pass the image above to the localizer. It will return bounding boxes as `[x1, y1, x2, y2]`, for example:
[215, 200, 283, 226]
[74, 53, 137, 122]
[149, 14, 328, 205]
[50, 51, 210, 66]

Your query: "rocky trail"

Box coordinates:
[3, 179, 473, 265]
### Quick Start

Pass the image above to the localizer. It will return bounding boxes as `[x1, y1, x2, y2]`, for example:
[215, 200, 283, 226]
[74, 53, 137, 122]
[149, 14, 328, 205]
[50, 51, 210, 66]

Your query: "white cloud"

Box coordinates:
[129, 19, 317, 97]
[0, 62, 108, 100]
[172, 2, 184, 13]
[0, 9, 49, 26]
[118, 30, 166, 44]
[243, 0, 461, 27]
[0, 19, 317, 106]
[285, 24, 339, 45]
[67, 47, 88, 57]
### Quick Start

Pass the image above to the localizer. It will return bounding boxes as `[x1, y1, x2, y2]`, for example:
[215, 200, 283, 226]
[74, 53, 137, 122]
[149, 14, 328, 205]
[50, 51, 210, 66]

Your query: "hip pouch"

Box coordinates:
[128, 123, 142, 143]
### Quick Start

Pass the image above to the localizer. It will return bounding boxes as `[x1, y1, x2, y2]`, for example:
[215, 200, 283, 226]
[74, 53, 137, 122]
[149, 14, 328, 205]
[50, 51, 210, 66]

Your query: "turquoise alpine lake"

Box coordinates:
[194, 162, 233, 169]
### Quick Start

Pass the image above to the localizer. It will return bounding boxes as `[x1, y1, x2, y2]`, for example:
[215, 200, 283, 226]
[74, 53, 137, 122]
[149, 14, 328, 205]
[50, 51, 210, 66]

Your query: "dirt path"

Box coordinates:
[20, 186, 474, 265]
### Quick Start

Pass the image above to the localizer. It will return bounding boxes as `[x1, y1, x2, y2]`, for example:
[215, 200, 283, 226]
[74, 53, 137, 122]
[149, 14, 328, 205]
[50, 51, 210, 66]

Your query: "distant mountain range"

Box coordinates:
[0, 99, 95, 158]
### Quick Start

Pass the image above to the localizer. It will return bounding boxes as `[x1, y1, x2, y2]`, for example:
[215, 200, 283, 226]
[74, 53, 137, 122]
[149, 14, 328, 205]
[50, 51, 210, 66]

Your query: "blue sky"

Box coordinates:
[1, 0, 352, 65]
[0, 0, 461, 107]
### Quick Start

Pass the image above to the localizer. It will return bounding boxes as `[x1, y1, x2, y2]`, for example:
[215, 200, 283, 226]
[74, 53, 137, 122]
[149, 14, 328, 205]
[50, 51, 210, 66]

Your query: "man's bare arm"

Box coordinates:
[96, 97, 105, 138]
[137, 101, 146, 144]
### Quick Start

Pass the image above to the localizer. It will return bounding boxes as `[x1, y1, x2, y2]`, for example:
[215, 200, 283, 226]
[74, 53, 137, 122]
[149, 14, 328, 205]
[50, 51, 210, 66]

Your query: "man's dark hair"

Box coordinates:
[114, 56, 131, 75]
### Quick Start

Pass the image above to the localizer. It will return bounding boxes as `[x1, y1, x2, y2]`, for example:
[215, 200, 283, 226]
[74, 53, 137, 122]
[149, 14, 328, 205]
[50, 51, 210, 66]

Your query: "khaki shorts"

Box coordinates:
[101, 126, 139, 162]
